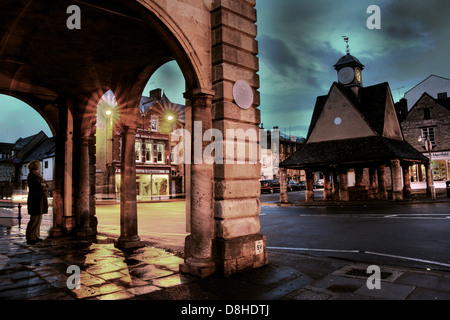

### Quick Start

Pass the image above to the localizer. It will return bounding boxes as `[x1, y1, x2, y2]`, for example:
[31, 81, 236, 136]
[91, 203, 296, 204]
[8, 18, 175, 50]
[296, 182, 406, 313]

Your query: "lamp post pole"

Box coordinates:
[421, 135, 436, 201]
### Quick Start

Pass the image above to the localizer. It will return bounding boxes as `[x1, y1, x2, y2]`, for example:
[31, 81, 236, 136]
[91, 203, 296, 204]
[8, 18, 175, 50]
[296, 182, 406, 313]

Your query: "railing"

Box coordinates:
[0, 203, 22, 228]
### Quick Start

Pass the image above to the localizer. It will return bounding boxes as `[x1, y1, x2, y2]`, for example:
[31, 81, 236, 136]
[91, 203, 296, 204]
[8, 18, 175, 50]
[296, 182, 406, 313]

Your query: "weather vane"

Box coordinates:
[342, 36, 350, 54]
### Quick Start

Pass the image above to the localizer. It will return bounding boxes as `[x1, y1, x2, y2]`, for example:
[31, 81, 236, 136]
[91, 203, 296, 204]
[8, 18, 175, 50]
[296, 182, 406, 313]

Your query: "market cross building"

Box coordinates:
[0, 0, 266, 278]
[280, 53, 430, 203]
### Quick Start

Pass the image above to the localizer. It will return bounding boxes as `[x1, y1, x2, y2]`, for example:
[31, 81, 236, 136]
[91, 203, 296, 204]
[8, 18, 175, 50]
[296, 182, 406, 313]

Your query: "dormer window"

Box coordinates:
[437, 92, 447, 99]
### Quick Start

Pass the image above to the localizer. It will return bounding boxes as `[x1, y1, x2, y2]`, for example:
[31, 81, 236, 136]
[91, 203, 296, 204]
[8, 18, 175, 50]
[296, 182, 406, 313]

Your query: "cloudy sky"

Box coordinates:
[1, 0, 450, 142]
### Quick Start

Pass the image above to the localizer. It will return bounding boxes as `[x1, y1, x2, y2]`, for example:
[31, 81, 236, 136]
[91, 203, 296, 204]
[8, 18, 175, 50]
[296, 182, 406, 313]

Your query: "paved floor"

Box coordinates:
[2, 223, 450, 302]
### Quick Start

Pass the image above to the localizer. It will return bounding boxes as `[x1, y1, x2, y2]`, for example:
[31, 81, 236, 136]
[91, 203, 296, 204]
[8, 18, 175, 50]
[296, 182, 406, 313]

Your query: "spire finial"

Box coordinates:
[342, 36, 350, 54]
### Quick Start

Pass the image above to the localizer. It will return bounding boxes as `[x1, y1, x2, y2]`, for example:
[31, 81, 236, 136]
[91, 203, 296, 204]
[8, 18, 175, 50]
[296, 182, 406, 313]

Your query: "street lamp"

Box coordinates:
[418, 135, 436, 200]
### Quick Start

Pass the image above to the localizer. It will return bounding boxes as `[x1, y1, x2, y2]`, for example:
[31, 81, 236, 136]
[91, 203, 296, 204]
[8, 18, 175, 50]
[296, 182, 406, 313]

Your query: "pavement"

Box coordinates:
[1, 195, 450, 305]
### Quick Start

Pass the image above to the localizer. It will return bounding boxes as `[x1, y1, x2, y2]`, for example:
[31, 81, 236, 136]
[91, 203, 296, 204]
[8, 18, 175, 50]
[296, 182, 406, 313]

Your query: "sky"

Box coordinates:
[2, 0, 450, 142]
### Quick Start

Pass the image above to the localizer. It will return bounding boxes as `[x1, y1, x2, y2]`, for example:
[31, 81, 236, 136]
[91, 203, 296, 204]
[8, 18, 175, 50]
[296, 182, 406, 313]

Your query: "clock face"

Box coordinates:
[355, 68, 362, 84]
[338, 67, 354, 85]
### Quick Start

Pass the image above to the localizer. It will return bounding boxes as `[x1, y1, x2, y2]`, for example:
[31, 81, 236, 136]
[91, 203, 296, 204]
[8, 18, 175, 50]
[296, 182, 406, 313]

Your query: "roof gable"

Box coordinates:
[306, 84, 376, 143]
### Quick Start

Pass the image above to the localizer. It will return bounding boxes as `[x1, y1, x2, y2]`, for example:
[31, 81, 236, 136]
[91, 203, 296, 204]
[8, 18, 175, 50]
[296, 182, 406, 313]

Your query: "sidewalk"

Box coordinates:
[2, 223, 450, 302]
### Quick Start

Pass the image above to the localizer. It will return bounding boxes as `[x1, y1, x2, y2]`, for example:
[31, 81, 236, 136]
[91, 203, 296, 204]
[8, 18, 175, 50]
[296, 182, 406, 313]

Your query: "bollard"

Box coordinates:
[18, 203, 22, 229]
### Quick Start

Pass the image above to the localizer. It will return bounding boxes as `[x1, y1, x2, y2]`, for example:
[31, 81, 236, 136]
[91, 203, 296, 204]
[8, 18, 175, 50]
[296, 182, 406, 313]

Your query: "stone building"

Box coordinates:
[403, 75, 450, 111]
[279, 53, 429, 203]
[400, 92, 450, 191]
[96, 89, 185, 201]
[0, 0, 265, 277]
[0, 131, 55, 198]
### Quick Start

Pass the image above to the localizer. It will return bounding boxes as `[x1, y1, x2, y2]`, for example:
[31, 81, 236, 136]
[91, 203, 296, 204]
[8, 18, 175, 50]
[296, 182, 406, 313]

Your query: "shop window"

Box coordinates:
[432, 160, 447, 181]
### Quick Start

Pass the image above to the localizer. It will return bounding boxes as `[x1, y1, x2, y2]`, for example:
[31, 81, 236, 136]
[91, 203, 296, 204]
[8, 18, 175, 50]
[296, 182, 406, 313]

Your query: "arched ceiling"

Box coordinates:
[0, 0, 182, 107]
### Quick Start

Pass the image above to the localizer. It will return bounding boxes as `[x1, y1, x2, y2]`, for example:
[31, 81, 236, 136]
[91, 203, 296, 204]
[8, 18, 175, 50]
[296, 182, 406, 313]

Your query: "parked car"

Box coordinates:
[314, 179, 324, 189]
[287, 181, 302, 191]
[260, 180, 280, 194]
[297, 181, 306, 190]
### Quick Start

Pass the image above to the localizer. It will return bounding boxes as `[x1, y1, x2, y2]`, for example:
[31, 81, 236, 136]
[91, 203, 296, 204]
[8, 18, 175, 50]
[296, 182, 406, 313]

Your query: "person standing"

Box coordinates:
[26, 160, 48, 245]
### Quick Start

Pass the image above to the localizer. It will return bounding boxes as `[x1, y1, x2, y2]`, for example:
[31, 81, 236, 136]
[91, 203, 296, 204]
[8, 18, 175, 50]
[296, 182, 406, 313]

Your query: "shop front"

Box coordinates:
[409, 151, 450, 190]
[115, 168, 171, 201]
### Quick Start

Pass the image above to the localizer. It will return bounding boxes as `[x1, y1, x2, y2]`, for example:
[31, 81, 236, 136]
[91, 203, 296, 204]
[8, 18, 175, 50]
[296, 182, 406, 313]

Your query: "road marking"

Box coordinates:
[267, 246, 450, 268]
[267, 246, 360, 254]
[363, 251, 450, 268]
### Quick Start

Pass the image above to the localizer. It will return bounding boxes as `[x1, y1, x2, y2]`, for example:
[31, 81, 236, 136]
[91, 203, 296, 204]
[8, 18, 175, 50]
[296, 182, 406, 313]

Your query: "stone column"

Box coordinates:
[305, 169, 315, 202]
[369, 167, 378, 199]
[323, 169, 332, 200]
[402, 163, 412, 199]
[75, 136, 94, 238]
[280, 168, 289, 204]
[331, 168, 339, 200]
[338, 169, 349, 201]
[206, 0, 266, 277]
[355, 167, 364, 186]
[116, 126, 142, 249]
[377, 165, 388, 200]
[390, 159, 403, 201]
[180, 92, 216, 278]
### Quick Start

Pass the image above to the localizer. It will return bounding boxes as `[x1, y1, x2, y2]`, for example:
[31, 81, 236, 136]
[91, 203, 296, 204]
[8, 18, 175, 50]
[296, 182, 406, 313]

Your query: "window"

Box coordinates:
[422, 127, 436, 148]
[423, 108, 431, 120]
[150, 115, 159, 131]
[437, 92, 447, 99]
[145, 142, 153, 163]
[44, 161, 48, 169]
[156, 143, 165, 163]
[135, 142, 142, 162]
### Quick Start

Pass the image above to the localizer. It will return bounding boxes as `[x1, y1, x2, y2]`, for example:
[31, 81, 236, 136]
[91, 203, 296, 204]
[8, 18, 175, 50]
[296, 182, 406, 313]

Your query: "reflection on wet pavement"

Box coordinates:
[0, 225, 194, 300]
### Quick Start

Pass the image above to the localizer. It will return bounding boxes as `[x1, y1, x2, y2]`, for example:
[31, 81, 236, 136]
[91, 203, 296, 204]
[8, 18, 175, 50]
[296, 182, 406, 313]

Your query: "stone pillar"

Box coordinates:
[323, 169, 332, 200]
[331, 168, 339, 200]
[338, 169, 349, 201]
[180, 92, 216, 277]
[75, 136, 94, 237]
[355, 167, 364, 186]
[390, 159, 403, 201]
[116, 126, 143, 249]
[369, 167, 378, 199]
[280, 168, 289, 204]
[377, 165, 388, 200]
[402, 163, 412, 199]
[305, 169, 315, 202]
[205, 0, 266, 277]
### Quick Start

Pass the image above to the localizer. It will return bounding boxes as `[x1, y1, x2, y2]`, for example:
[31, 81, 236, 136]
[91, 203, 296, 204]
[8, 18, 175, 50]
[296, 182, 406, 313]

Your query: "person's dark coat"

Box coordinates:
[27, 170, 48, 216]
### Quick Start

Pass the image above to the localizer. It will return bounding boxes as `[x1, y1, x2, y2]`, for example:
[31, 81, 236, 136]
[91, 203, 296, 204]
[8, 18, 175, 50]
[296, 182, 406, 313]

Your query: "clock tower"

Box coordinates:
[334, 37, 364, 96]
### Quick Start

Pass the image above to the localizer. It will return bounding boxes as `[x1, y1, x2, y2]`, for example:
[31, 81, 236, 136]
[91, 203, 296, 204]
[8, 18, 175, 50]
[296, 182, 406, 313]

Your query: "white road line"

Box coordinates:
[267, 246, 450, 268]
[267, 246, 360, 254]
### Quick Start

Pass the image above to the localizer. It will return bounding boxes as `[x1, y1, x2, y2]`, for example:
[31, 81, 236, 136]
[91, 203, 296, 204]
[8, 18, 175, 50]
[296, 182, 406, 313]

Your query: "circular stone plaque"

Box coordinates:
[233, 80, 254, 110]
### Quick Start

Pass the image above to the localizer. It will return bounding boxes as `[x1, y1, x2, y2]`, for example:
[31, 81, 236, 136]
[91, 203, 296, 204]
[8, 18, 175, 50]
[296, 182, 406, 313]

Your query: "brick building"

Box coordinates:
[96, 89, 185, 201]
[400, 92, 450, 190]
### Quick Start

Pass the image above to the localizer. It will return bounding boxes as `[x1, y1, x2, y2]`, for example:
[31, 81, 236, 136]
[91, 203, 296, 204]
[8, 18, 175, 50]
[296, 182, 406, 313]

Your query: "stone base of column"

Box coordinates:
[305, 190, 315, 202]
[392, 190, 403, 201]
[212, 234, 268, 277]
[50, 227, 64, 238]
[115, 235, 144, 250]
[180, 258, 216, 278]
[76, 227, 95, 239]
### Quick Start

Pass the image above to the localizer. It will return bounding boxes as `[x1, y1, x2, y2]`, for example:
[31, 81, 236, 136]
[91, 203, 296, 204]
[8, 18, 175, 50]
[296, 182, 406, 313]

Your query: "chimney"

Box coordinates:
[150, 88, 162, 100]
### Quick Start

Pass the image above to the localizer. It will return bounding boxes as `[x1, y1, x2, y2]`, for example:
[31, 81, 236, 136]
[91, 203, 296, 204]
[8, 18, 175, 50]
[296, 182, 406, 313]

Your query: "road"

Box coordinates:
[260, 202, 450, 272]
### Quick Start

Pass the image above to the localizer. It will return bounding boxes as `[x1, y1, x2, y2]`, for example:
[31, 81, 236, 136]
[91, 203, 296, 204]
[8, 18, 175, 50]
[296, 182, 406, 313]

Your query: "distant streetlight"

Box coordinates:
[105, 109, 113, 117]
[167, 115, 174, 121]
[418, 135, 436, 200]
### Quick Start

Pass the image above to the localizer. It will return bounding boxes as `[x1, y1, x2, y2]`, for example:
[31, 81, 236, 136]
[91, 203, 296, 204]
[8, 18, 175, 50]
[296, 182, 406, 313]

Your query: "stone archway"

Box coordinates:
[0, 0, 266, 277]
